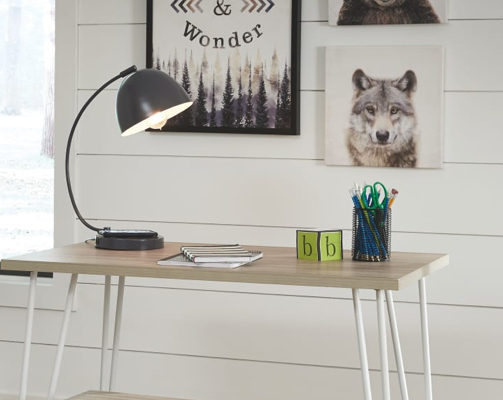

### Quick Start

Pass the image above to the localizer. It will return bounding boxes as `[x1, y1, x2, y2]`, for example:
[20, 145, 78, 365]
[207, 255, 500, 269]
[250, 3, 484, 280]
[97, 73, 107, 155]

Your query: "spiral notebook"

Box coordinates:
[158, 244, 263, 268]
[181, 244, 263, 263]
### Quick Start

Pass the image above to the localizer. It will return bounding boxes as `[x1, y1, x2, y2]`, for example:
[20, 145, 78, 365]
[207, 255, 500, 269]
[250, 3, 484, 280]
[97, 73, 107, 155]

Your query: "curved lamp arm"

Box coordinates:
[65, 66, 137, 232]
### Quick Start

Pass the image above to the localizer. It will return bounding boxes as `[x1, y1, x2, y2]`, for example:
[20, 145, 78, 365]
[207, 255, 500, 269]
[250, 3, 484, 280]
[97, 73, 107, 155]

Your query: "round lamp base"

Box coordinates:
[95, 234, 164, 251]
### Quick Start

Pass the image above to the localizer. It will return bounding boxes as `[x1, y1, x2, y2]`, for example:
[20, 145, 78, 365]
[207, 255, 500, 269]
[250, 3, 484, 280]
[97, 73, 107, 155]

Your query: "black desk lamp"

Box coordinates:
[66, 65, 192, 250]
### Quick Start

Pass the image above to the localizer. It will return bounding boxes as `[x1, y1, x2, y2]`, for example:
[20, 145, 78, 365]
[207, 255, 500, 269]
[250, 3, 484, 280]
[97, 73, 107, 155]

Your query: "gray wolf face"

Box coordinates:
[362, 0, 406, 8]
[345, 69, 418, 168]
[351, 69, 417, 146]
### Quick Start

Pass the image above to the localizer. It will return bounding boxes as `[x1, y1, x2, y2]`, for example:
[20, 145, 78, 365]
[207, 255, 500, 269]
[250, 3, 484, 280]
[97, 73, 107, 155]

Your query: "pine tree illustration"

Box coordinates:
[274, 72, 282, 128]
[270, 48, 279, 91]
[252, 49, 262, 94]
[214, 52, 223, 104]
[221, 62, 235, 127]
[231, 48, 242, 90]
[155, 56, 161, 70]
[255, 67, 269, 129]
[243, 54, 250, 86]
[276, 63, 291, 129]
[235, 67, 244, 128]
[201, 49, 209, 74]
[201, 49, 209, 92]
[162, 60, 166, 73]
[244, 64, 254, 128]
[194, 70, 208, 127]
[189, 50, 198, 93]
[209, 74, 217, 127]
[167, 57, 172, 76]
[178, 60, 194, 126]
[173, 49, 180, 82]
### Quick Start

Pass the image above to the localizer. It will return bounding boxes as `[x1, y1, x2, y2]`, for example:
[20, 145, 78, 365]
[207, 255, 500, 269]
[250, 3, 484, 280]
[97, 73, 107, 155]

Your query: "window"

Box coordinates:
[0, 0, 54, 277]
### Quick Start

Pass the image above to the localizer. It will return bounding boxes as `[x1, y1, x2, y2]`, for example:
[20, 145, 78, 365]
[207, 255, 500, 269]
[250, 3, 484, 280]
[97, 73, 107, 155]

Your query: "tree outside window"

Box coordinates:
[0, 0, 55, 274]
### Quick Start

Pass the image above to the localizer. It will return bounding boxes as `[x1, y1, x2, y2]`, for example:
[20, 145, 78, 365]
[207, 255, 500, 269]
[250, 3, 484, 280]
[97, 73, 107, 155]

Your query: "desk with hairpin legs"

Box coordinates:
[2, 243, 448, 400]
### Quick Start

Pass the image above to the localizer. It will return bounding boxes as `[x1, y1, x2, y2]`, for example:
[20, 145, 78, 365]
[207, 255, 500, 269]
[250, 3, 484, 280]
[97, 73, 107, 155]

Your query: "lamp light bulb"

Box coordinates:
[148, 112, 168, 129]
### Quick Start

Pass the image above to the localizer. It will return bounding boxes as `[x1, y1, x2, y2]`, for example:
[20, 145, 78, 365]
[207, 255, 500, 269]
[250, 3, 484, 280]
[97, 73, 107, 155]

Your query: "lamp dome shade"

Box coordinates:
[116, 69, 192, 136]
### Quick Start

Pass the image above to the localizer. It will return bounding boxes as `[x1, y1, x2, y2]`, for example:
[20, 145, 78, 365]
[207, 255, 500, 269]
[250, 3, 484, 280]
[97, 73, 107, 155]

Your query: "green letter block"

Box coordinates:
[296, 231, 319, 261]
[296, 230, 343, 261]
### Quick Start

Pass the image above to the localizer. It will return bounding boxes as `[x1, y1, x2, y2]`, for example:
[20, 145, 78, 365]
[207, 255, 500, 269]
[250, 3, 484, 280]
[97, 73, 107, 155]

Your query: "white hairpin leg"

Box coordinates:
[352, 289, 373, 400]
[419, 278, 433, 400]
[385, 290, 409, 400]
[376, 290, 390, 400]
[109, 276, 125, 391]
[19, 271, 38, 400]
[47, 273, 79, 400]
[100, 276, 112, 390]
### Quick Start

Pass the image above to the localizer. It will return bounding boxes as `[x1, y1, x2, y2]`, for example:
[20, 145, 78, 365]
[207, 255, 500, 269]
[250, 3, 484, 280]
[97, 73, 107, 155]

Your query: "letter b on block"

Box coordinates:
[296, 230, 343, 261]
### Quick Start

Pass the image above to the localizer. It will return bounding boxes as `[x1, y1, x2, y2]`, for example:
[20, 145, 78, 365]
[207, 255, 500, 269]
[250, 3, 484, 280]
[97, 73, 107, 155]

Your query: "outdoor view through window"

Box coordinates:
[0, 0, 55, 274]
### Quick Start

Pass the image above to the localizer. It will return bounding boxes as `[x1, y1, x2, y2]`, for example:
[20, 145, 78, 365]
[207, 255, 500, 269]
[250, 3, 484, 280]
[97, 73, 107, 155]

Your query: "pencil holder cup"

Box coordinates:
[351, 207, 391, 262]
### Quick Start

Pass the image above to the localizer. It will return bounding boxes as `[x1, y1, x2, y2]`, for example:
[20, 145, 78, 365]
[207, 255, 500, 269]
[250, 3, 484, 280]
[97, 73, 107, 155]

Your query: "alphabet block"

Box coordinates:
[296, 230, 343, 261]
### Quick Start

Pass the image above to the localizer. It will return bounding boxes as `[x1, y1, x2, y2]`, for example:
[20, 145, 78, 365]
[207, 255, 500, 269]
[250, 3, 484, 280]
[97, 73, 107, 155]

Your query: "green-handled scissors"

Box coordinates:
[362, 182, 388, 209]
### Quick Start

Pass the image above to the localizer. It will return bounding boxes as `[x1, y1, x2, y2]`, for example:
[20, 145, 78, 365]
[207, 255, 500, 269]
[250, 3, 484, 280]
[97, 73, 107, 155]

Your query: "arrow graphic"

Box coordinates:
[187, 0, 195, 12]
[171, 0, 179, 13]
[195, 0, 203, 12]
[241, 0, 249, 13]
[249, 0, 257, 13]
[265, 0, 275, 12]
[257, 0, 266, 12]
[179, 0, 188, 13]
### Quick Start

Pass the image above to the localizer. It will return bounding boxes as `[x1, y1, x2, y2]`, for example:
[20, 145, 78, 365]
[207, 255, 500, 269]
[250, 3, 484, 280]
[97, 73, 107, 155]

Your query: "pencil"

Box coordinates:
[388, 189, 399, 208]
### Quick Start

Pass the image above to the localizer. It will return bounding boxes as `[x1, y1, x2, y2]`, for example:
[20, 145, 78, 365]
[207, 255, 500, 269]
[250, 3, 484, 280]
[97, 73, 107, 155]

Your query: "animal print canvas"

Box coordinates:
[325, 46, 444, 169]
[329, 0, 448, 26]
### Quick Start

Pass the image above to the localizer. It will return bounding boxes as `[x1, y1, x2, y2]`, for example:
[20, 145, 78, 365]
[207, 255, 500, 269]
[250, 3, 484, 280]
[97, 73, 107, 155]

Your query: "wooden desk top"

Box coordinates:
[1, 242, 448, 290]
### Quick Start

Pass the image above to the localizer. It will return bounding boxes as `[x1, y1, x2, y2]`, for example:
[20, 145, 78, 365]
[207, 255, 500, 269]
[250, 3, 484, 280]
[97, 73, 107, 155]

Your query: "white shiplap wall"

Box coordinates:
[1, 1, 503, 400]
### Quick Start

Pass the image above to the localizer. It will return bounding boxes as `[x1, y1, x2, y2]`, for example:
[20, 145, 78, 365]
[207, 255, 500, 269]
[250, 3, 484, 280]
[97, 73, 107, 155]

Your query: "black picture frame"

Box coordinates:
[146, 0, 301, 135]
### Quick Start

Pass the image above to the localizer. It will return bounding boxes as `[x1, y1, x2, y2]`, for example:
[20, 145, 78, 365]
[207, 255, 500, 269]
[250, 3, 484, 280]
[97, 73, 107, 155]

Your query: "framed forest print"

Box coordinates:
[147, 0, 301, 135]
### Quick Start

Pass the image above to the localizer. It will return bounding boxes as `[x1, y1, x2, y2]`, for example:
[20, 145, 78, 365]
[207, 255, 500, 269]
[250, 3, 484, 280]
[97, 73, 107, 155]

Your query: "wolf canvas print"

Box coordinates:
[325, 46, 444, 169]
[329, 0, 448, 26]
[346, 69, 418, 167]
